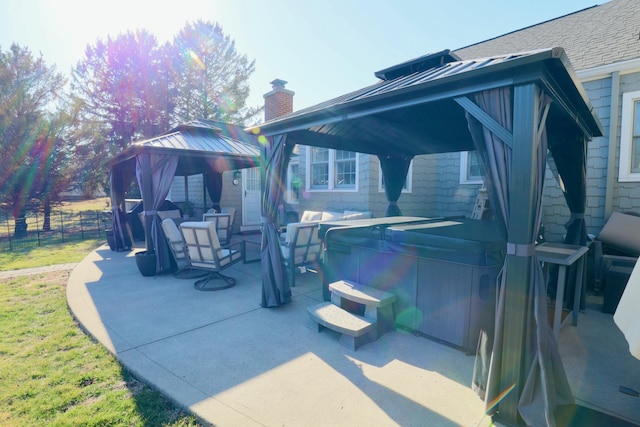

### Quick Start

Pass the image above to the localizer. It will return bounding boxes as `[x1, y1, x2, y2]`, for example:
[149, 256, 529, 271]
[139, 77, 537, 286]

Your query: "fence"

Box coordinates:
[0, 210, 111, 252]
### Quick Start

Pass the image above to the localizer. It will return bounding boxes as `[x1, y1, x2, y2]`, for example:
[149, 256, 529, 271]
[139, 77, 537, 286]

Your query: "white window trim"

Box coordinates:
[619, 90, 640, 182]
[378, 160, 413, 193]
[460, 151, 483, 184]
[305, 147, 359, 192]
[285, 160, 300, 204]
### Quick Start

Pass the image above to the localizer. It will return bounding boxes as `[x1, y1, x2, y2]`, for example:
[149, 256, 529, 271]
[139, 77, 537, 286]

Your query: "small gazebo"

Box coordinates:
[250, 48, 603, 426]
[107, 120, 260, 273]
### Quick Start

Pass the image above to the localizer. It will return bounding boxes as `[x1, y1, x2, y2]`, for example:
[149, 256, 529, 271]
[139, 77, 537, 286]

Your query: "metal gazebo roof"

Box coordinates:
[250, 47, 602, 153]
[108, 119, 260, 176]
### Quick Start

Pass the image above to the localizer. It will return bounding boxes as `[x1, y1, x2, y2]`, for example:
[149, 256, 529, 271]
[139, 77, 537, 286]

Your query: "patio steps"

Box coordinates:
[307, 280, 395, 350]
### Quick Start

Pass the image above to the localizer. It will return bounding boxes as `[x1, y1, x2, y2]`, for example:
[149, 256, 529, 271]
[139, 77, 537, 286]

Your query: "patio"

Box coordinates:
[66, 239, 640, 426]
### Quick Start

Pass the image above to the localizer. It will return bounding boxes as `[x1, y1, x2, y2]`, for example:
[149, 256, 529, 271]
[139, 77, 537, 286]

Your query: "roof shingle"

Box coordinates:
[454, 0, 639, 71]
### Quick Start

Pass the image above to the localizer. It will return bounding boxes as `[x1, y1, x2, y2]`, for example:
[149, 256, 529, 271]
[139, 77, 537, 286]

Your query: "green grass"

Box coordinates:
[0, 272, 201, 426]
[0, 238, 107, 271]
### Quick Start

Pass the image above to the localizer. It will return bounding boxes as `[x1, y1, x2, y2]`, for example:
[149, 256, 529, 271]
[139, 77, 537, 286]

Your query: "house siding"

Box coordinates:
[293, 150, 440, 218]
[167, 171, 242, 233]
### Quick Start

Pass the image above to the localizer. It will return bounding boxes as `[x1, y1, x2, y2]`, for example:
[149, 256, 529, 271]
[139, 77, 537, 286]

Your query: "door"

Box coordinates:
[242, 167, 261, 229]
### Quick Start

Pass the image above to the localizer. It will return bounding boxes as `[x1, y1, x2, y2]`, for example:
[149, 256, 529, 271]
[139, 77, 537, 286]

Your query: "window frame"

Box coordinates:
[619, 90, 640, 182]
[306, 147, 359, 192]
[460, 151, 484, 184]
[286, 159, 301, 204]
[378, 159, 413, 193]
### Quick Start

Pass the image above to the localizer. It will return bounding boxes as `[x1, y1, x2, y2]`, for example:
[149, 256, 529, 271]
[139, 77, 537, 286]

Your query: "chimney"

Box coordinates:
[264, 78, 294, 121]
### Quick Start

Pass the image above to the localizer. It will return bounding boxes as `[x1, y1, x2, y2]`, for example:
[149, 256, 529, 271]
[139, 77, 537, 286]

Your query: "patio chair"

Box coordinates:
[179, 221, 243, 291]
[161, 218, 208, 279]
[593, 211, 640, 292]
[202, 208, 234, 246]
[279, 221, 322, 287]
[221, 206, 236, 235]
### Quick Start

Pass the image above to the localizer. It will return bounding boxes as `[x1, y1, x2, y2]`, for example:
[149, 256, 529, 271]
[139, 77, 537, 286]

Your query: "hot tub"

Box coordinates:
[321, 217, 506, 353]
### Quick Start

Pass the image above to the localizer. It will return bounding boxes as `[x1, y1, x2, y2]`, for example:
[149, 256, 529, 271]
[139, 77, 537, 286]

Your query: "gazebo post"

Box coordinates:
[496, 83, 539, 426]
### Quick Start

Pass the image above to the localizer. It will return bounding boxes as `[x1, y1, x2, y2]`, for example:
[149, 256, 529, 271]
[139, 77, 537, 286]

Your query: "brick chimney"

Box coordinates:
[263, 78, 294, 121]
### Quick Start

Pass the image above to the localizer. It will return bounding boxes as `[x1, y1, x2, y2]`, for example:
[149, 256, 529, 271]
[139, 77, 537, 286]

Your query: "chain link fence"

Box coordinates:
[0, 210, 112, 252]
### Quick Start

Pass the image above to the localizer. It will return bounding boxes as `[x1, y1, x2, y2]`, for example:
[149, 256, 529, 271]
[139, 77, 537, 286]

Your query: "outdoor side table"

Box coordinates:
[241, 234, 262, 264]
[535, 242, 589, 340]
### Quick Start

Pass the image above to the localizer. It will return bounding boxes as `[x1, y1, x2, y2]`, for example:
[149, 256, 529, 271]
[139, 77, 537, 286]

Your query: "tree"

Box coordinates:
[170, 20, 262, 125]
[72, 30, 173, 149]
[0, 44, 67, 236]
[70, 30, 174, 195]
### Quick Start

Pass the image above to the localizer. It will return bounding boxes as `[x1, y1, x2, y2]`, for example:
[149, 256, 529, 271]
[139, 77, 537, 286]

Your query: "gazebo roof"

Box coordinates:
[249, 47, 602, 155]
[108, 119, 260, 176]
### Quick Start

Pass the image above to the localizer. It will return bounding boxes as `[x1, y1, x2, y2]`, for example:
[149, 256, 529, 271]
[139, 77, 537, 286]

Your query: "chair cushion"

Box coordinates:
[158, 210, 182, 220]
[300, 210, 323, 222]
[598, 212, 640, 256]
[161, 218, 183, 243]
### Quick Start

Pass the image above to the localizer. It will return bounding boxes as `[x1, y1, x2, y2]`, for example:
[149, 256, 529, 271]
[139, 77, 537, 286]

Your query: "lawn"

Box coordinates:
[0, 197, 202, 425]
[0, 239, 106, 271]
[0, 271, 201, 426]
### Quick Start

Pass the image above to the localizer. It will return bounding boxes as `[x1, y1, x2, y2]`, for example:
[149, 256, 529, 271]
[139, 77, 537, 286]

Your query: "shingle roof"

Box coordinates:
[454, 0, 640, 71]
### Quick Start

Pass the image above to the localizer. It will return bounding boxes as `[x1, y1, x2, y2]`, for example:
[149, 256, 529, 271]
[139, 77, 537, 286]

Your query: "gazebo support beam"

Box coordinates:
[496, 83, 539, 426]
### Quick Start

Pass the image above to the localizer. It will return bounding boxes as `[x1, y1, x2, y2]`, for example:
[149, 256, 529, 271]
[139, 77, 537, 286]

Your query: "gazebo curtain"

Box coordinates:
[136, 153, 179, 273]
[109, 165, 130, 250]
[204, 170, 224, 212]
[378, 154, 413, 216]
[548, 135, 589, 309]
[551, 136, 588, 246]
[260, 133, 294, 307]
[467, 86, 573, 426]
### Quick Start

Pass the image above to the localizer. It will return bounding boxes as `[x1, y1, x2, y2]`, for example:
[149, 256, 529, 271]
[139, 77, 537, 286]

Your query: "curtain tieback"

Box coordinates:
[142, 210, 157, 215]
[507, 242, 536, 257]
[388, 201, 398, 205]
[261, 216, 274, 224]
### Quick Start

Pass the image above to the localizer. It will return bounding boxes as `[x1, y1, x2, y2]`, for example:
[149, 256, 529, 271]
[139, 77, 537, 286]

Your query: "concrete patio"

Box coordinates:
[66, 240, 640, 426]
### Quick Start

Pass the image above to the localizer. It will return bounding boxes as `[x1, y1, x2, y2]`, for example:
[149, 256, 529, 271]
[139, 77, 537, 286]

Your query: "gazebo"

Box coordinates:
[250, 48, 603, 426]
[107, 120, 260, 274]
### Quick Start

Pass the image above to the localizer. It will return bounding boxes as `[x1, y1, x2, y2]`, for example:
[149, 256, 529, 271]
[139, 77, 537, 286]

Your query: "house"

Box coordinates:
[285, 0, 640, 243]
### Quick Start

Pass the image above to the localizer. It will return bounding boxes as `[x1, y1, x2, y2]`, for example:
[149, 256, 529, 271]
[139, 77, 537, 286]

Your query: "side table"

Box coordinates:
[535, 242, 589, 340]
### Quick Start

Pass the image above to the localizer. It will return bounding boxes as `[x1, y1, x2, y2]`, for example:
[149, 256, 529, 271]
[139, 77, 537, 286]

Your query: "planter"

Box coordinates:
[135, 251, 157, 277]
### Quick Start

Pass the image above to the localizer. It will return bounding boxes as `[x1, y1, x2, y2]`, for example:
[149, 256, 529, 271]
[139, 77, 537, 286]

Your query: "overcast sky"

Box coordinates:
[0, 0, 602, 114]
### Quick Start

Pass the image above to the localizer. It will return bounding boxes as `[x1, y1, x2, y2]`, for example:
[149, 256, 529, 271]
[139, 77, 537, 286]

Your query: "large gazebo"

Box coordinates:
[107, 120, 260, 273]
[251, 48, 603, 426]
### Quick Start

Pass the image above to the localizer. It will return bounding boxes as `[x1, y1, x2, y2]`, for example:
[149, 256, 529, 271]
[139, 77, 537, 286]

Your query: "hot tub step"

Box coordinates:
[329, 280, 396, 309]
[307, 302, 376, 350]
[329, 280, 395, 335]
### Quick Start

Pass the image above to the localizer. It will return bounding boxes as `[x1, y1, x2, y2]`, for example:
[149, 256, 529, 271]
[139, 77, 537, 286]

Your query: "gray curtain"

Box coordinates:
[467, 86, 573, 426]
[378, 154, 413, 216]
[261, 133, 294, 307]
[136, 152, 179, 273]
[548, 135, 589, 309]
[204, 169, 223, 212]
[109, 167, 128, 250]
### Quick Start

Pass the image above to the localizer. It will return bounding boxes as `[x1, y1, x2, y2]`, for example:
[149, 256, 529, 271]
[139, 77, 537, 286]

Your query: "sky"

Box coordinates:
[0, 0, 603, 115]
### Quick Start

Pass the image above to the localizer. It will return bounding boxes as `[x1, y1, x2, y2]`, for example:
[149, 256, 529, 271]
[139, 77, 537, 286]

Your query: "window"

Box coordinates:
[307, 147, 358, 191]
[378, 160, 413, 193]
[286, 160, 301, 204]
[619, 90, 640, 182]
[460, 151, 483, 184]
